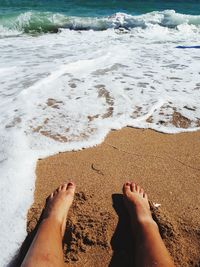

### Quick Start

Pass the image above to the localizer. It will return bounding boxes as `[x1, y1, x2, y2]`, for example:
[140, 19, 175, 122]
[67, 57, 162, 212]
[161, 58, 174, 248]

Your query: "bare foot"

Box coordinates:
[43, 182, 76, 237]
[123, 182, 156, 229]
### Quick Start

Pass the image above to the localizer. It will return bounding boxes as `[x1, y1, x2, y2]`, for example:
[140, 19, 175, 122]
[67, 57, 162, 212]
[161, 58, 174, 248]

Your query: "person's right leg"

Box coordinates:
[123, 182, 175, 267]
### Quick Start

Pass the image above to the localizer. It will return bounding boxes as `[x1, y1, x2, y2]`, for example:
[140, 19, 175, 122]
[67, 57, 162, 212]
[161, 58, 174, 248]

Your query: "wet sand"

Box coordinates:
[26, 127, 200, 267]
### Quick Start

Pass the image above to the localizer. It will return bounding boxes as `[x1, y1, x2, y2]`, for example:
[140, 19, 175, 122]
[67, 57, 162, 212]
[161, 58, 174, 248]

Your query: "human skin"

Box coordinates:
[21, 181, 175, 267]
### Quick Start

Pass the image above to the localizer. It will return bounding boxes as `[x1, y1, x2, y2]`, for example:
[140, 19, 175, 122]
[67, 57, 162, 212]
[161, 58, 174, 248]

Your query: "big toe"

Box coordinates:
[123, 182, 132, 196]
[66, 182, 76, 196]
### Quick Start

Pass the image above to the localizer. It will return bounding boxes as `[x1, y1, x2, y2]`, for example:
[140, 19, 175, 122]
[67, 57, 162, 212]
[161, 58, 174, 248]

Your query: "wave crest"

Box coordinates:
[0, 10, 200, 35]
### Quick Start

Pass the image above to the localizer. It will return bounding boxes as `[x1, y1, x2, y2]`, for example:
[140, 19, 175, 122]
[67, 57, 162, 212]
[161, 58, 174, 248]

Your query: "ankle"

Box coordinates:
[41, 217, 63, 235]
[137, 218, 159, 232]
[42, 214, 62, 226]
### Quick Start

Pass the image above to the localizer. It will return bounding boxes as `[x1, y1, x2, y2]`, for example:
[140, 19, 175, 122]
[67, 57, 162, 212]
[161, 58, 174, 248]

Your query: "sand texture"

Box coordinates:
[19, 128, 200, 267]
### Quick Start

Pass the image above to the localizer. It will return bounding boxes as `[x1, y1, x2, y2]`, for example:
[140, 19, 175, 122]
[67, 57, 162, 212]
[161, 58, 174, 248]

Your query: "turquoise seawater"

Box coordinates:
[1, 0, 200, 16]
[0, 0, 200, 33]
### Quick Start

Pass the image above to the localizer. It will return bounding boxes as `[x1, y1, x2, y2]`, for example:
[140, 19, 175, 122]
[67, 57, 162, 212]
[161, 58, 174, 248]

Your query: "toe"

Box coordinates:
[123, 182, 131, 196]
[136, 184, 140, 193]
[58, 185, 62, 192]
[140, 187, 144, 195]
[53, 189, 58, 196]
[130, 182, 136, 192]
[66, 182, 76, 195]
[61, 183, 68, 191]
[144, 193, 148, 200]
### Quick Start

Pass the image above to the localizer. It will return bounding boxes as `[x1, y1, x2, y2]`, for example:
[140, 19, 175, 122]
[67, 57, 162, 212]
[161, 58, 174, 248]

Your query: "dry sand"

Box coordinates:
[19, 128, 200, 267]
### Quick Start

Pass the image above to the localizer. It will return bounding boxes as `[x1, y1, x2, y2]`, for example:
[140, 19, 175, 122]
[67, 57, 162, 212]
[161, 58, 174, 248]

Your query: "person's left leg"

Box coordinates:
[21, 182, 76, 267]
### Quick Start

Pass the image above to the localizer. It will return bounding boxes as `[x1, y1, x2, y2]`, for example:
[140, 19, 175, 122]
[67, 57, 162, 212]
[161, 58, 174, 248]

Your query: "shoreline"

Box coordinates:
[26, 127, 200, 266]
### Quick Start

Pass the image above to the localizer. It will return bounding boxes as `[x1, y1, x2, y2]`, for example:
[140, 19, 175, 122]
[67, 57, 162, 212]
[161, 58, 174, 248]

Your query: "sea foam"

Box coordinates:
[0, 10, 200, 35]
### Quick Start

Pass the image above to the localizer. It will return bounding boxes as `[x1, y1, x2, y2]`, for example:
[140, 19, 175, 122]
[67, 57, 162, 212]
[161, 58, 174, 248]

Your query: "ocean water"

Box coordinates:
[0, 1, 200, 265]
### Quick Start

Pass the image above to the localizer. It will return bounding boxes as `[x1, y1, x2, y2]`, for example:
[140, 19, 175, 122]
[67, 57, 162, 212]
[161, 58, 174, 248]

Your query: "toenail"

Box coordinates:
[126, 182, 130, 186]
[68, 182, 74, 186]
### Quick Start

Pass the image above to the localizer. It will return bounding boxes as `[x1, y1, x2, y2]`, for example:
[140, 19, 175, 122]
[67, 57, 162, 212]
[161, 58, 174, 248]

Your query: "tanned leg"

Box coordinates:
[123, 182, 175, 267]
[21, 182, 76, 267]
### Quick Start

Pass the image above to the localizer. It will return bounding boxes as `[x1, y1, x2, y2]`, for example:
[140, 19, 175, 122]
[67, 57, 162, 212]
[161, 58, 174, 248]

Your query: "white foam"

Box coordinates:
[0, 22, 200, 266]
[1, 10, 200, 35]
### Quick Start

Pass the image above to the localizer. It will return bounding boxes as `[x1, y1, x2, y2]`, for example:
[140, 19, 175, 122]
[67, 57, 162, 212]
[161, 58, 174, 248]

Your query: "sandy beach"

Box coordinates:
[19, 127, 200, 267]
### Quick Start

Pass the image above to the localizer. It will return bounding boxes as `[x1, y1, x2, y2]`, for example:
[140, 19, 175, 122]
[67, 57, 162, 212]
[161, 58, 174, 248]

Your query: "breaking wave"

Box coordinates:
[1, 9, 200, 35]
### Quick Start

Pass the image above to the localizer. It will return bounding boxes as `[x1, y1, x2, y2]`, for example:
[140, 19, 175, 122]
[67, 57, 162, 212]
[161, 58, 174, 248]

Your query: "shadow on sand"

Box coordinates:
[109, 194, 134, 267]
